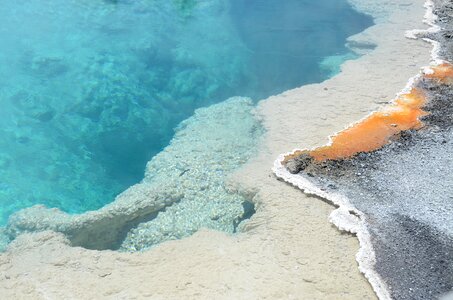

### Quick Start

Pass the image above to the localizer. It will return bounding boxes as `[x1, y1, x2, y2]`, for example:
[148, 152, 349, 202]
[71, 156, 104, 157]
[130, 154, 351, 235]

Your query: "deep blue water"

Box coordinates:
[0, 0, 372, 224]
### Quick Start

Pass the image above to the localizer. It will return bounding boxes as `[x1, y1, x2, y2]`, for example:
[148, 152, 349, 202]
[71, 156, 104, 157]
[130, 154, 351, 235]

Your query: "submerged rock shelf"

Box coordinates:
[5, 98, 262, 251]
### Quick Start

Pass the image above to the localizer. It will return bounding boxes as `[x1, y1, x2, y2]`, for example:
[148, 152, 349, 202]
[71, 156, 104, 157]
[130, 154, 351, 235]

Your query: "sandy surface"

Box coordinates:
[0, 0, 432, 299]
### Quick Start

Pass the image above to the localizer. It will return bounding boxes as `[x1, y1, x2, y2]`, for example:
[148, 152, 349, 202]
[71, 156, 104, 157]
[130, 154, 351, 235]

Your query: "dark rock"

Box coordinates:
[285, 153, 314, 174]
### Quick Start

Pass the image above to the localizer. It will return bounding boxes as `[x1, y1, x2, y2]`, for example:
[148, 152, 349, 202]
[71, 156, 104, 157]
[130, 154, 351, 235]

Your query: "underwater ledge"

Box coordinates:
[0, 0, 436, 299]
[275, 1, 453, 299]
[3, 97, 262, 251]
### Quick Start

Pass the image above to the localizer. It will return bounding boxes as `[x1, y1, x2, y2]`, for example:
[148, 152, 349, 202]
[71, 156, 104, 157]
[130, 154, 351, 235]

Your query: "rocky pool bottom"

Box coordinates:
[1, 97, 262, 252]
[278, 1, 453, 299]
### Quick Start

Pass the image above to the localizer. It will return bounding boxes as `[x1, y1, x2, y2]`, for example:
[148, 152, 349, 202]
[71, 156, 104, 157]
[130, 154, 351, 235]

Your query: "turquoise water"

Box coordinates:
[0, 0, 372, 224]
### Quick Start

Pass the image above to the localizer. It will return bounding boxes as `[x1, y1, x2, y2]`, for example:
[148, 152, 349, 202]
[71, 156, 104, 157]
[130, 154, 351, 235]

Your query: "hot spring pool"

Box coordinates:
[0, 0, 372, 225]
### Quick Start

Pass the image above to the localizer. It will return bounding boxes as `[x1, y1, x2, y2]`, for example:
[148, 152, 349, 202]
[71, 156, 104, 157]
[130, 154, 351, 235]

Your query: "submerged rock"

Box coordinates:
[285, 153, 313, 174]
[121, 97, 263, 251]
[6, 97, 263, 251]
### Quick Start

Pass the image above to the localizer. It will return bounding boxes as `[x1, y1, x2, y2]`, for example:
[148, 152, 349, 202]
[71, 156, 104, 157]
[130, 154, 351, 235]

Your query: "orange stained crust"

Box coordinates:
[283, 88, 427, 163]
[425, 63, 453, 84]
[283, 63, 453, 164]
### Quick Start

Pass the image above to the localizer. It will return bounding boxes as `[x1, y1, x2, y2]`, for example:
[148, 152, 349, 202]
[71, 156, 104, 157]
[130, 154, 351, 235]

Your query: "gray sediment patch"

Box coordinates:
[4, 97, 263, 251]
[275, 0, 453, 299]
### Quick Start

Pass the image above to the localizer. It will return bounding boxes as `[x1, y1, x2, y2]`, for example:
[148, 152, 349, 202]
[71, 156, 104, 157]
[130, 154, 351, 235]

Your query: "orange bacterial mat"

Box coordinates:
[284, 63, 453, 163]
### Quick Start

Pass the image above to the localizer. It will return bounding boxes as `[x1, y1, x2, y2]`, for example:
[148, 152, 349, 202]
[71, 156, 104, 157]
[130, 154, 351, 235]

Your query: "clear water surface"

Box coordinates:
[0, 0, 372, 224]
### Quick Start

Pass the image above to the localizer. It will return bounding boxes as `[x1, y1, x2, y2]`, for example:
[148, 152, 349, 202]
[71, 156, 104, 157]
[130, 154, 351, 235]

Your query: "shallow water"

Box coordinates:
[0, 0, 372, 224]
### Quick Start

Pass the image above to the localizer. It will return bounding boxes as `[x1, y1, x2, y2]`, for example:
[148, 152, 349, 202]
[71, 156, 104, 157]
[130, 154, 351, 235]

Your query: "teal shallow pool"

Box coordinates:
[0, 0, 372, 224]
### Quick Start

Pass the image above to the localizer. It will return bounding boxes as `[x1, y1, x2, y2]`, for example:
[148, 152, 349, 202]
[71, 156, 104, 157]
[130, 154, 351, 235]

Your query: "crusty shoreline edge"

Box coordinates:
[272, 1, 446, 299]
